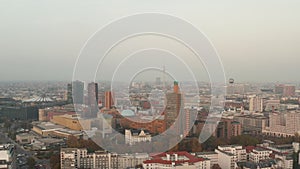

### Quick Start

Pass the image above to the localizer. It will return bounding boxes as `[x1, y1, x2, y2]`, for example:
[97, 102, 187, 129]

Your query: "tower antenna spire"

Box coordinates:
[162, 65, 166, 92]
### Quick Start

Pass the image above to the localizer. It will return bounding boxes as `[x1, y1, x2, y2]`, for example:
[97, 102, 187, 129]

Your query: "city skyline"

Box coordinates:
[1, 0, 300, 82]
[1, 1, 300, 168]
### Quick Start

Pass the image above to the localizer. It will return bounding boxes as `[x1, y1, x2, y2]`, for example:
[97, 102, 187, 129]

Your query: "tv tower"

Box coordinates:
[162, 65, 166, 92]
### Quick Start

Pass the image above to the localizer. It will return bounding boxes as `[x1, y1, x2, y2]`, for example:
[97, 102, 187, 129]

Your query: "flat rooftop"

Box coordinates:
[34, 122, 64, 130]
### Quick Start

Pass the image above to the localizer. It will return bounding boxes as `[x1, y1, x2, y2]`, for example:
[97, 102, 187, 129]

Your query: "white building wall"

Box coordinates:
[215, 149, 235, 169]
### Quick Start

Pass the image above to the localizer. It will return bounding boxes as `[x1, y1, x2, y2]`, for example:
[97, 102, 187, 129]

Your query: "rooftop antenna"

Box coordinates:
[162, 65, 166, 92]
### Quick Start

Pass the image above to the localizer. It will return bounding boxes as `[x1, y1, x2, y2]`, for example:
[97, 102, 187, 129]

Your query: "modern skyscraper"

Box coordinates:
[67, 83, 72, 104]
[105, 91, 114, 109]
[87, 82, 98, 117]
[165, 81, 182, 134]
[72, 80, 84, 104]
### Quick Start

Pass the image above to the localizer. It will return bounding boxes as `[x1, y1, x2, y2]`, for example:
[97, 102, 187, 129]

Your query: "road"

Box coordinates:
[0, 129, 50, 169]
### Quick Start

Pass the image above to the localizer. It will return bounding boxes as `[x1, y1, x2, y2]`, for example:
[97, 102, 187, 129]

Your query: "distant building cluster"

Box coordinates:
[198, 141, 296, 169]
[61, 140, 300, 169]
[1, 79, 300, 168]
[60, 148, 210, 169]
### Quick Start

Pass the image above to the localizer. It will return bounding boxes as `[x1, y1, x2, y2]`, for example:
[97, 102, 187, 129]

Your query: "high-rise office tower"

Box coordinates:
[165, 81, 182, 134]
[182, 108, 198, 137]
[72, 80, 84, 104]
[105, 91, 114, 109]
[87, 82, 98, 117]
[67, 83, 72, 104]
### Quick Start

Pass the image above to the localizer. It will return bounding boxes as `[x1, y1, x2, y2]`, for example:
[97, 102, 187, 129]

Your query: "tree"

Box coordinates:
[294, 133, 300, 142]
[135, 164, 143, 169]
[4, 119, 11, 129]
[190, 138, 202, 152]
[66, 135, 80, 148]
[202, 136, 218, 151]
[27, 157, 36, 169]
[212, 164, 221, 169]
[200, 135, 230, 151]
[50, 153, 60, 169]
[292, 151, 299, 169]
[230, 135, 259, 146]
[66, 136, 102, 153]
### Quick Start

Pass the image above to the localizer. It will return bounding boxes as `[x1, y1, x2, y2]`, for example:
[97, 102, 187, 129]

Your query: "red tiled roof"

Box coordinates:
[144, 151, 204, 165]
[245, 146, 255, 153]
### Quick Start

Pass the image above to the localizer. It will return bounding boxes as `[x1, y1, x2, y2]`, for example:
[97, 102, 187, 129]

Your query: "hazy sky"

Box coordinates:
[0, 0, 299, 82]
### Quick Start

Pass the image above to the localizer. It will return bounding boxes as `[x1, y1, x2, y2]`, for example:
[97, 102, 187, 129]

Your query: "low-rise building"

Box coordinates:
[275, 154, 293, 169]
[60, 148, 78, 169]
[15, 133, 35, 145]
[32, 122, 64, 136]
[118, 153, 149, 169]
[79, 150, 119, 169]
[215, 145, 246, 169]
[125, 129, 151, 145]
[51, 114, 91, 131]
[142, 151, 210, 169]
[194, 152, 218, 168]
[31, 137, 64, 150]
[237, 159, 276, 169]
[32, 122, 82, 139]
[0, 144, 14, 169]
[61, 148, 148, 169]
[38, 104, 75, 122]
[249, 147, 272, 163]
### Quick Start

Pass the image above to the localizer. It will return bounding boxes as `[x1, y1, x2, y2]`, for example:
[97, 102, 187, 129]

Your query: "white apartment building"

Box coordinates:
[194, 152, 218, 168]
[142, 152, 210, 169]
[275, 154, 293, 169]
[60, 148, 80, 169]
[215, 149, 236, 169]
[249, 148, 272, 163]
[61, 148, 149, 169]
[60, 148, 118, 169]
[215, 145, 246, 169]
[118, 153, 149, 169]
[0, 144, 14, 169]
